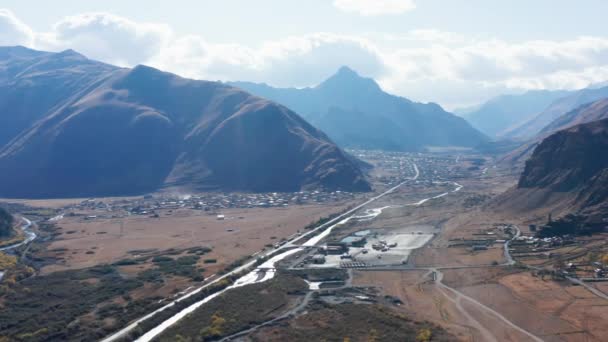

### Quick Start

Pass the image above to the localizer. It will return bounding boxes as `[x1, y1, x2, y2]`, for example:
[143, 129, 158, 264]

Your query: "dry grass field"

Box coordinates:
[40, 202, 353, 274]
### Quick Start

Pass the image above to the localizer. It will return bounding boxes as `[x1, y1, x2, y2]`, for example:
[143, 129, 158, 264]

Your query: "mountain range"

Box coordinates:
[500, 85, 608, 139]
[231, 67, 488, 152]
[500, 98, 608, 167]
[459, 90, 571, 138]
[0, 46, 370, 198]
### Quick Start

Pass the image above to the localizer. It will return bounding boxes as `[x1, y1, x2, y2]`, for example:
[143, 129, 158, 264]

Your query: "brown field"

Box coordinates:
[414, 244, 506, 267]
[443, 269, 608, 342]
[352, 270, 507, 341]
[355, 267, 608, 342]
[348, 158, 608, 342]
[41, 202, 352, 274]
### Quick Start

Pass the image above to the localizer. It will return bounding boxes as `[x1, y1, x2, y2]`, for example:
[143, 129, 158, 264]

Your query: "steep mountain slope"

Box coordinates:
[0, 47, 370, 198]
[518, 118, 608, 193]
[231, 67, 487, 151]
[501, 98, 608, 168]
[503, 85, 608, 139]
[0, 47, 117, 147]
[460, 90, 571, 138]
[498, 118, 608, 215]
[539, 98, 608, 135]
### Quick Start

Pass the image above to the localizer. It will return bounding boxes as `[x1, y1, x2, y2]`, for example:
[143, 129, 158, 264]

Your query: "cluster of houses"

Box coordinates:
[513, 234, 576, 249]
[566, 262, 607, 279]
[63, 190, 357, 218]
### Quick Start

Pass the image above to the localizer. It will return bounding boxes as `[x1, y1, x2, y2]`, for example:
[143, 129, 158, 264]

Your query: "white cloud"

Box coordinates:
[38, 12, 172, 66]
[143, 32, 387, 88]
[379, 34, 608, 107]
[0, 9, 34, 46]
[2, 10, 608, 108]
[333, 0, 416, 16]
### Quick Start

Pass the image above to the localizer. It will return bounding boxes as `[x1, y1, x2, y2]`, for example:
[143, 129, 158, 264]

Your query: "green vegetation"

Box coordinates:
[135, 254, 204, 283]
[248, 303, 452, 342]
[0, 252, 17, 269]
[0, 265, 158, 341]
[0, 207, 14, 237]
[0, 252, 34, 292]
[114, 248, 212, 283]
[303, 212, 341, 230]
[158, 273, 307, 341]
[125, 273, 247, 341]
[416, 328, 433, 341]
[199, 313, 226, 339]
[219, 255, 250, 274]
[186, 246, 212, 255]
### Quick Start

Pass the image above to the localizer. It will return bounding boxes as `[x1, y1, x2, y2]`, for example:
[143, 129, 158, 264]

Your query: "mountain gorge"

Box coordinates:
[503, 85, 608, 139]
[459, 90, 571, 138]
[0, 47, 370, 198]
[231, 67, 488, 151]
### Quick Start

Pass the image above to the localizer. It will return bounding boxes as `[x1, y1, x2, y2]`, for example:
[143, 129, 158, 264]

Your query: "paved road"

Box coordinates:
[503, 225, 521, 266]
[102, 164, 420, 342]
[565, 276, 608, 301]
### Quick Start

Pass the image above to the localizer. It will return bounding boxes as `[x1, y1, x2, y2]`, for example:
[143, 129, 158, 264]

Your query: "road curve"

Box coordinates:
[102, 163, 420, 342]
[0, 217, 36, 252]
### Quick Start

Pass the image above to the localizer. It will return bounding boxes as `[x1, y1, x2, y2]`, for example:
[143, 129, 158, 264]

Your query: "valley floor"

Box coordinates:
[1, 150, 607, 342]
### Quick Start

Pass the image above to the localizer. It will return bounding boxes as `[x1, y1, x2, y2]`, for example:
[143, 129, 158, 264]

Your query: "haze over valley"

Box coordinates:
[1, 2, 608, 342]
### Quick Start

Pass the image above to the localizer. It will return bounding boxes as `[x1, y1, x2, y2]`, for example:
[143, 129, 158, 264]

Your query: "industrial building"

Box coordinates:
[340, 236, 367, 247]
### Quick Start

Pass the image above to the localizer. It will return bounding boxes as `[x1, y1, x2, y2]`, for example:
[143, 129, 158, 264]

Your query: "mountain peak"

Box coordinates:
[50, 49, 88, 62]
[336, 65, 359, 77]
[317, 66, 381, 93]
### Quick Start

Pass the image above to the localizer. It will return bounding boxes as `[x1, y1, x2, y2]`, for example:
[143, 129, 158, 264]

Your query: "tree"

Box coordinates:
[367, 329, 379, 342]
[416, 328, 433, 341]
[174, 335, 192, 342]
[0, 207, 13, 237]
[200, 313, 226, 339]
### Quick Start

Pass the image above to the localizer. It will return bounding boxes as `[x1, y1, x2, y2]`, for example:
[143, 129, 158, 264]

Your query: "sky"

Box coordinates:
[1, 0, 608, 109]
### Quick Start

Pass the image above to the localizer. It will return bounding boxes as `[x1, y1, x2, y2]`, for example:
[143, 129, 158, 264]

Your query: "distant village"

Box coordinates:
[62, 190, 358, 220]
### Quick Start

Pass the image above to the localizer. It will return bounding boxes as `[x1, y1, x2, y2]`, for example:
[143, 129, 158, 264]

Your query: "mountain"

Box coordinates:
[0, 47, 118, 147]
[502, 85, 608, 139]
[0, 46, 370, 198]
[230, 67, 488, 151]
[460, 90, 571, 138]
[500, 98, 608, 167]
[498, 118, 608, 215]
[538, 98, 608, 135]
[518, 118, 608, 209]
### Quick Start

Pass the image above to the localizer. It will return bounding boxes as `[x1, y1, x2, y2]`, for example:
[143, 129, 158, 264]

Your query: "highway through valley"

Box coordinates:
[103, 163, 421, 342]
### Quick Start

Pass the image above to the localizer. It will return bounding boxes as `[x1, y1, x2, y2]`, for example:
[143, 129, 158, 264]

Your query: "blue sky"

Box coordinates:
[2, 0, 608, 108]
